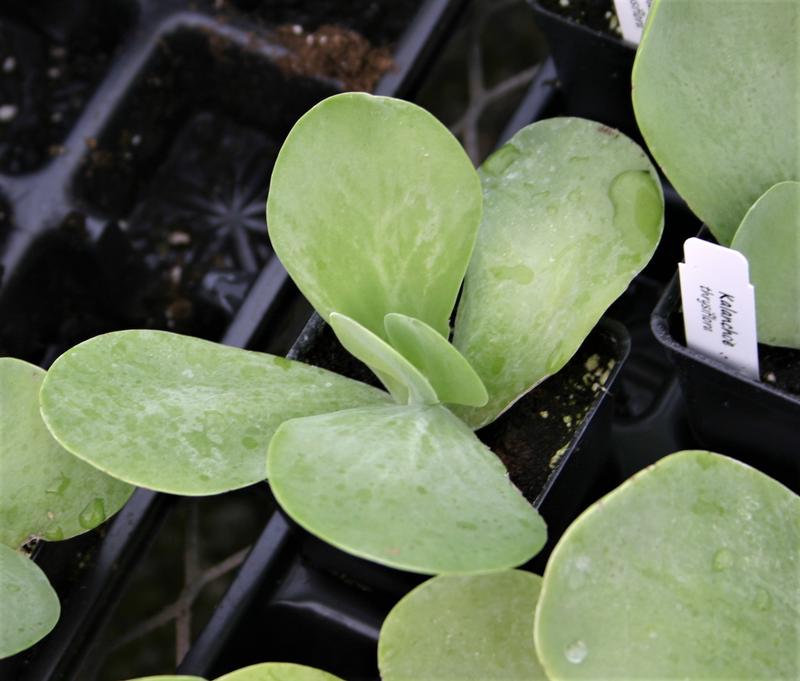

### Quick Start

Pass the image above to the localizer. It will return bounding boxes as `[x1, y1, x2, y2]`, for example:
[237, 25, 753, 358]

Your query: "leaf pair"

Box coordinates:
[633, 0, 800, 348]
[378, 452, 800, 680]
[0, 358, 133, 658]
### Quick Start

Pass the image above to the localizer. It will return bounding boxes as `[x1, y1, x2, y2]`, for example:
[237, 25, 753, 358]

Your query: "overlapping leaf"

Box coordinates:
[40, 330, 391, 495]
[731, 181, 800, 349]
[384, 313, 488, 407]
[267, 92, 482, 341]
[632, 0, 800, 245]
[454, 117, 662, 428]
[268, 404, 545, 574]
[535, 450, 800, 680]
[0, 358, 133, 548]
[216, 663, 345, 681]
[379, 570, 546, 680]
[0, 544, 59, 658]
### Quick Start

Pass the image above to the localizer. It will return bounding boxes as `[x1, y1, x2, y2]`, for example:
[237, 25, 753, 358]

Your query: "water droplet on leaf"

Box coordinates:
[565, 639, 588, 664]
[712, 548, 734, 571]
[78, 498, 106, 529]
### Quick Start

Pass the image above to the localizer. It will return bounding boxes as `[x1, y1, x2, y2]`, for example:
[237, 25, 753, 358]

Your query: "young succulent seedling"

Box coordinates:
[38, 92, 663, 576]
[632, 0, 800, 349]
[0, 358, 133, 658]
[378, 451, 800, 680]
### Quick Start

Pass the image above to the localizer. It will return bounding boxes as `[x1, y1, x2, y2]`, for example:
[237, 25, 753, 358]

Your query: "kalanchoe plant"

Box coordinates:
[632, 0, 800, 349]
[0, 358, 132, 658]
[37, 92, 663, 576]
[378, 451, 800, 680]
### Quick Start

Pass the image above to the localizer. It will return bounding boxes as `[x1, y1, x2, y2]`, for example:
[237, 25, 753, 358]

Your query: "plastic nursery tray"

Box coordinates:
[526, 0, 640, 141]
[652, 262, 800, 494]
[0, 1, 467, 678]
[175, 312, 630, 679]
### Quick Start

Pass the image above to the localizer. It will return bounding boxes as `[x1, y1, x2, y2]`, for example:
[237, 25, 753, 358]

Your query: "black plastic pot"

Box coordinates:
[526, 0, 639, 141]
[0, 1, 467, 678]
[652, 257, 800, 493]
[175, 312, 630, 678]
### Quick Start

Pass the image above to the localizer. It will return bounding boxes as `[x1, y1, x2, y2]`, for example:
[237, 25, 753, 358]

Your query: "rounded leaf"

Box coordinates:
[268, 404, 546, 574]
[379, 570, 547, 681]
[0, 358, 133, 548]
[40, 331, 391, 495]
[731, 181, 800, 349]
[632, 0, 800, 245]
[454, 117, 662, 428]
[215, 662, 344, 681]
[535, 450, 800, 680]
[267, 92, 482, 341]
[0, 544, 59, 658]
[384, 313, 488, 407]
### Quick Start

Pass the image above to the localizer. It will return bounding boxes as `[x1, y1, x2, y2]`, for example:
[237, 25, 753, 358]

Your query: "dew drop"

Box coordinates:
[565, 639, 588, 664]
[43, 525, 64, 541]
[6, 583, 20, 593]
[78, 497, 106, 529]
[712, 548, 734, 571]
[46, 473, 71, 496]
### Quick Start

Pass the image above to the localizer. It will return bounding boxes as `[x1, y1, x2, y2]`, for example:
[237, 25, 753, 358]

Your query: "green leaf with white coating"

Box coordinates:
[379, 570, 547, 681]
[0, 358, 133, 548]
[40, 330, 391, 496]
[535, 450, 800, 681]
[267, 92, 482, 341]
[268, 404, 545, 574]
[384, 313, 488, 407]
[215, 663, 344, 681]
[453, 117, 663, 428]
[731, 181, 800, 349]
[0, 544, 59, 659]
[632, 0, 800, 245]
[329, 312, 437, 404]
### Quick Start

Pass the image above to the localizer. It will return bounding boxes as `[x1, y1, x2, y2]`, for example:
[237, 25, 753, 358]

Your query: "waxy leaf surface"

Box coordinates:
[731, 181, 800, 349]
[535, 451, 800, 681]
[328, 312, 436, 404]
[632, 0, 800, 245]
[384, 313, 488, 407]
[267, 92, 482, 341]
[216, 663, 344, 681]
[0, 358, 133, 548]
[40, 330, 391, 495]
[379, 570, 546, 681]
[268, 404, 545, 574]
[454, 117, 662, 428]
[0, 544, 59, 658]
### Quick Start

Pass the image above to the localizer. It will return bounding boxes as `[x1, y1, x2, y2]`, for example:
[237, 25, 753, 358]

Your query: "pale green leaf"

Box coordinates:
[123, 677, 206, 681]
[384, 313, 488, 407]
[632, 0, 800, 245]
[0, 358, 133, 548]
[268, 404, 545, 574]
[329, 312, 437, 405]
[40, 330, 391, 496]
[535, 450, 800, 680]
[454, 118, 662, 428]
[731, 181, 800, 349]
[379, 570, 547, 681]
[214, 663, 344, 681]
[0, 544, 59, 659]
[267, 92, 482, 341]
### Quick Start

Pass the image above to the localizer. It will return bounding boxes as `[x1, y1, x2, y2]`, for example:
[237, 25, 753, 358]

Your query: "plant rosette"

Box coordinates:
[31, 93, 662, 585]
[632, 0, 800, 480]
[377, 450, 800, 681]
[0, 358, 133, 658]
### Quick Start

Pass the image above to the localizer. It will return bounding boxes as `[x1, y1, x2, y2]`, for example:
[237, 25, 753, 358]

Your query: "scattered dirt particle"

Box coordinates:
[274, 24, 394, 92]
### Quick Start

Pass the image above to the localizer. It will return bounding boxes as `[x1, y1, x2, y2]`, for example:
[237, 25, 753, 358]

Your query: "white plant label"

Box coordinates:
[678, 237, 759, 380]
[613, 0, 652, 44]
